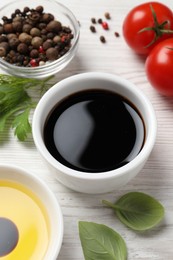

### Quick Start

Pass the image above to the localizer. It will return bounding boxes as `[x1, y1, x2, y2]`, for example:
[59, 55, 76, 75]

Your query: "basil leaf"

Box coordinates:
[102, 192, 164, 231]
[78, 221, 127, 260]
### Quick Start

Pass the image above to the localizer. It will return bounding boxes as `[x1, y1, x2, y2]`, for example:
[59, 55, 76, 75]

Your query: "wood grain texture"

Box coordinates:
[0, 0, 173, 259]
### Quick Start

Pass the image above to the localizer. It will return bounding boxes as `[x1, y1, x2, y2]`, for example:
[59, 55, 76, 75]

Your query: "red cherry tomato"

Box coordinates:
[123, 2, 173, 55]
[145, 38, 173, 96]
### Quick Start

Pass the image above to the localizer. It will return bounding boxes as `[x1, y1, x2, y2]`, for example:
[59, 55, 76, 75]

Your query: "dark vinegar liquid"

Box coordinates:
[44, 89, 145, 173]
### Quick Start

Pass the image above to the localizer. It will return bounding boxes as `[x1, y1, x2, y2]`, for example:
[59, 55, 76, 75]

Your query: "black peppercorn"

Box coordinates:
[29, 12, 41, 23]
[19, 33, 32, 45]
[46, 47, 59, 60]
[47, 32, 54, 39]
[105, 12, 111, 19]
[9, 37, 20, 49]
[12, 16, 23, 22]
[0, 47, 6, 57]
[0, 35, 7, 43]
[12, 21, 23, 32]
[38, 23, 46, 30]
[91, 18, 96, 24]
[90, 25, 96, 33]
[35, 6, 44, 13]
[100, 35, 106, 43]
[17, 43, 28, 54]
[7, 33, 17, 40]
[22, 24, 32, 34]
[0, 42, 9, 51]
[98, 18, 103, 24]
[41, 13, 51, 23]
[46, 20, 62, 33]
[53, 35, 61, 44]
[3, 23, 14, 34]
[15, 9, 21, 15]
[0, 25, 4, 34]
[43, 39, 53, 50]
[30, 49, 39, 58]
[30, 27, 41, 37]
[23, 7, 30, 14]
[31, 36, 43, 49]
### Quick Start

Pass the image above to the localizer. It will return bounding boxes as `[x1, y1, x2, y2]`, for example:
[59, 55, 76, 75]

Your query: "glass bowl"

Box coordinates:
[0, 0, 80, 78]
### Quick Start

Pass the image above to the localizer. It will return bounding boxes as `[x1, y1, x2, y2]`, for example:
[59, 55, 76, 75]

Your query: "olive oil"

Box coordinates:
[0, 180, 49, 260]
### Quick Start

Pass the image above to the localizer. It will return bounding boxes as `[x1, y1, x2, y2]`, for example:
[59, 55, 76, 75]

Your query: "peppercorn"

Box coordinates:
[30, 27, 41, 37]
[38, 23, 46, 29]
[105, 12, 111, 19]
[47, 32, 54, 39]
[0, 25, 4, 34]
[91, 18, 96, 24]
[23, 7, 30, 14]
[29, 12, 41, 23]
[17, 43, 28, 54]
[46, 47, 59, 60]
[31, 36, 43, 49]
[38, 46, 44, 53]
[9, 50, 16, 57]
[30, 58, 38, 67]
[39, 60, 45, 66]
[41, 35, 47, 42]
[19, 33, 32, 45]
[30, 49, 39, 58]
[41, 29, 47, 35]
[22, 24, 32, 33]
[35, 6, 44, 13]
[41, 13, 53, 23]
[43, 39, 53, 50]
[3, 23, 14, 34]
[0, 47, 6, 57]
[102, 21, 109, 30]
[0, 42, 9, 51]
[12, 21, 23, 32]
[7, 33, 17, 40]
[46, 20, 62, 33]
[98, 18, 103, 24]
[114, 32, 120, 37]
[100, 35, 106, 43]
[90, 25, 96, 33]
[15, 9, 21, 15]
[9, 37, 20, 49]
[53, 35, 61, 44]
[12, 16, 23, 22]
[62, 26, 72, 33]
[0, 35, 7, 43]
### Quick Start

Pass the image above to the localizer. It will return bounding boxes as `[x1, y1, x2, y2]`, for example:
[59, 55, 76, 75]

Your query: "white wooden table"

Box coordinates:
[0, 0, 173, 259]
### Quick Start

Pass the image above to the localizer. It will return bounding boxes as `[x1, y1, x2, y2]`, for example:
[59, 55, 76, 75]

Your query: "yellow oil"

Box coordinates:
[0, 180, 50, 260]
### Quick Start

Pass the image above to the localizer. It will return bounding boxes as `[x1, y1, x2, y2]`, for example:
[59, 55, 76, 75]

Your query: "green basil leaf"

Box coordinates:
[78, 221, 127, 260]
[102, 192, 164, 231]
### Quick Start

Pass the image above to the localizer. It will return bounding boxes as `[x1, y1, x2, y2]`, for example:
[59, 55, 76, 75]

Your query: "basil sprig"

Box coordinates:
[102, 192, 164, 231]
[78, 221, 127, 260]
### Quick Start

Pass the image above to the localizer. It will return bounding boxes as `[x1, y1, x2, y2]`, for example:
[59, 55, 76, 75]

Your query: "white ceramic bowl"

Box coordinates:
[0, 0, 79, 78]
[0, 164, 63, 259]
[32, 72, 157, 194]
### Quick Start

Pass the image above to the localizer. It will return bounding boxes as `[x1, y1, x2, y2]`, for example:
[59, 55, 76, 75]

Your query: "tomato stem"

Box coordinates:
[138, 4, 173, 49]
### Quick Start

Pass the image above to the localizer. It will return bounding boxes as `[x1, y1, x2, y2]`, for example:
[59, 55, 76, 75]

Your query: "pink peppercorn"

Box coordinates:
[102, 21, 109, 30]
[30, 59, 38, 67]
[39, 46, 44, 53]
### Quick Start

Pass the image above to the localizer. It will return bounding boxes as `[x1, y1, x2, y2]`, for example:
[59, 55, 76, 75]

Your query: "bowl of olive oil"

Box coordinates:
[0, 164, 63, 260]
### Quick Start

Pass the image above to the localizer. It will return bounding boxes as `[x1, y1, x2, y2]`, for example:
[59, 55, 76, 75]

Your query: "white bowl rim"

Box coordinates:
[32, 72, 157, 181]
[0, 163, 64, 259]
